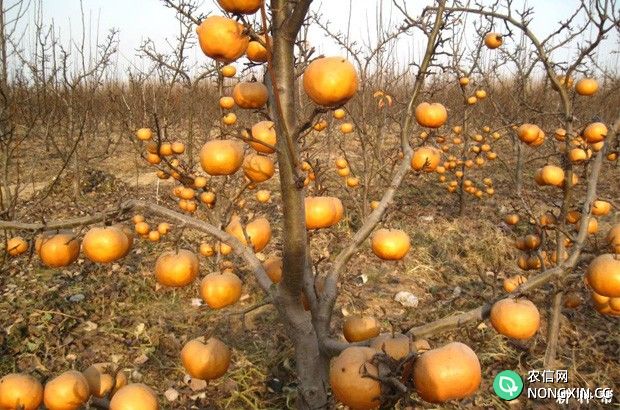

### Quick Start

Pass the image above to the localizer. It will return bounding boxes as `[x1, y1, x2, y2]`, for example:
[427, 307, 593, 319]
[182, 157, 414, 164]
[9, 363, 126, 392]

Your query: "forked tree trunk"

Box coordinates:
[273, 294, 329, 409]
[268, 1, 330, 408]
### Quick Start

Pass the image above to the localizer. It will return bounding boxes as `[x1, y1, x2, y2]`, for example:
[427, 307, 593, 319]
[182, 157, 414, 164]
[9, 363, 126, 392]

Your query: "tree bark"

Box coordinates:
[543, 290, 563, 368]
[267, 1, 330, 407]
[515, 141, 523, 196]
[273, 295, 330, 409]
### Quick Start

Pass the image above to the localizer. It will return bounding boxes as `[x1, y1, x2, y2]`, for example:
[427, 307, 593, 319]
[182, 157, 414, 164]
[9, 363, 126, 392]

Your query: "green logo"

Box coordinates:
[493, 370, 524, 400]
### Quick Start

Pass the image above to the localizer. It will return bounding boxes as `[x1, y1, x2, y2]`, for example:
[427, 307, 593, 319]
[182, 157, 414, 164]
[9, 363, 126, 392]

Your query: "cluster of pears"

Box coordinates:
[0, 364, 157, 410]
[330, 314, 481, 408]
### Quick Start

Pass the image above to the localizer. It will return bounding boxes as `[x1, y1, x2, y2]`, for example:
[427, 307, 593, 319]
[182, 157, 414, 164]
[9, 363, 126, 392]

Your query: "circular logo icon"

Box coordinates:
[493, 370, 524, 401]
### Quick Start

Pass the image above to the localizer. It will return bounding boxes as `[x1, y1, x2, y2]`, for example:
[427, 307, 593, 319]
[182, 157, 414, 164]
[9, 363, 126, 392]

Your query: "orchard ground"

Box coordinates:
[0, 133, 618, 408]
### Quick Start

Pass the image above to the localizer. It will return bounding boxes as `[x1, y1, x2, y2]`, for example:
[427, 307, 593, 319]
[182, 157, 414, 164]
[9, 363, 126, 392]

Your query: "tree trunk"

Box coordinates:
[543, 290, 563, 368]
[515, 141, 523, 196]
[73, 140, 81, 201]
[457, 106, 469, 216]
[187, 97, 195, 169]
[268, 1, 330, 407]
[273, 295, 330, 409]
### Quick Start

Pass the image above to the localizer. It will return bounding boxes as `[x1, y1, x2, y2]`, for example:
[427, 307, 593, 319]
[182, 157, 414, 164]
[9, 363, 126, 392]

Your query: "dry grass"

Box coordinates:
[1, 117, 619, 408]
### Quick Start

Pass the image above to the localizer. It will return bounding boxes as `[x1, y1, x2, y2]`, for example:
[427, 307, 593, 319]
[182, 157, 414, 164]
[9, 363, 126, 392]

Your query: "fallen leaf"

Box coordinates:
[135, 323, 146, 336]
[164, 388, 179, 402]
[83, 321, 98, 332]
[133, 353, 149, 365]
[189, 378, 207, 391]
[394, 291, 419, 308]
